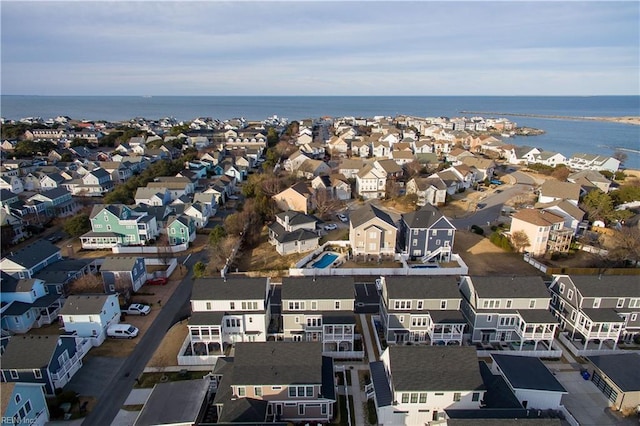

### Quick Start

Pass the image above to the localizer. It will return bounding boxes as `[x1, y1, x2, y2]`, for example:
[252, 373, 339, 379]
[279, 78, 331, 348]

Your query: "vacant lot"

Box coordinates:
[233, 227, 307, 274]
[147, 321, 188, 368]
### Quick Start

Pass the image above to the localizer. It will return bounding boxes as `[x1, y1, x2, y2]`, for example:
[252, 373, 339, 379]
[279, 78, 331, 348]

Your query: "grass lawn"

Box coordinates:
[134, 371, 206, 388]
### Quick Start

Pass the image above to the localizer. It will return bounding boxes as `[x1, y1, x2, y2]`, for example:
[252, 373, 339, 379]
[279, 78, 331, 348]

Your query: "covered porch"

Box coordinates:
[572, 309, 624, 350]
[514, 309, 558, 351]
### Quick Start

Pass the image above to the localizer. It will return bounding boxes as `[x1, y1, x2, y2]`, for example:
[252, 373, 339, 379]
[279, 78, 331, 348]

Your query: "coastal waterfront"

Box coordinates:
[2, 95, 639, 168]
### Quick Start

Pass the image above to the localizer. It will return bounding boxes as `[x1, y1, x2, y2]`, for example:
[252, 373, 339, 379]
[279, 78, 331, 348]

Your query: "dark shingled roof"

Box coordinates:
[383, 276, 461, 299]
[557, 275, 639, 297]
[270, 227, 319, 244]
[350, 204, 395, 228]
[466, 276, 549, 299]
[429, 310, 466, 323]
[134, 379, 209, 426]
[388, 346, 484, 392]
[369, 361, 393, 407]
[60, 295, 114, 315]
[492, 354, 566, 393]
[275, 210, 316, 226]
[517, 309, 558, 324]
[281, 277, 354, 300]
[218, 398, 268, 423]
[588, 353, 640, 392]
[231, 342, 322, 386]
[402, 205, 454, 229]
[192, 277, 267, 301]
[1, 335, 59, 369]
[2, 240, 60, 269]
[581, 308, 626, 323]
[188, 311, 225, 326]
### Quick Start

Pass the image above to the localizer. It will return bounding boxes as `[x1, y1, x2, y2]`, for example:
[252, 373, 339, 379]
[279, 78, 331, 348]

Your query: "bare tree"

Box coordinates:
[156, 233, 173, 266]
[510, 230, 531, 253]
[606, 227, 640, 266]
[208, 235, 241, 271]
[315, 189, 345, 219]
[68, 273, 104, 294]
[404, 160, 424, 178]
[612, 150, 628, 165]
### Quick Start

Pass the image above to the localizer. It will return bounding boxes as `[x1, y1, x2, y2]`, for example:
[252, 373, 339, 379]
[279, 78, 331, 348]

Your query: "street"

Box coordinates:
[80, 250, 206, 426]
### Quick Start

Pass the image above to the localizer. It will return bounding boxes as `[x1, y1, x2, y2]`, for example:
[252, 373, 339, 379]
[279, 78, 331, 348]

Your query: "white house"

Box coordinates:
[59, 294, 121, 346]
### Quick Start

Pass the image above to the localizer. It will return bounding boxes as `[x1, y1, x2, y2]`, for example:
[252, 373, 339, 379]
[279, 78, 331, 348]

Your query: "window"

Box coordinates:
[10, 370, 18, 379]
[288, 301, 305, 310]
[417, 300, 423, 310]
[24, 400, 32, 414]
[482, 299, 500, 309]
[472, 392, 480, 402]
[617, 298, 625, 308]
[630, 299, 640, 308]
[631, 313, 638, 322]
[321, 404, 327, 415]
[412, 317, 428, 327]
[506, 300, 512, 309]
[440, 300, 447, 309]
[486, 315, 492, 322]
[432, 230, 437, 236]
[205, 302, 211, 310]
[171, 228, 175, 234]
[33, 369, 42, 379]
[412, 239, 418, 246]
[401, 393, 409, 403]
[14, 394, 21, 404]
[413, 229, 419, 236]
[230, 302, 235, 310]
[306, 386, 314, 397]
[435, 392, 444, 396]
[559, 283, 565, 293]
[593, 298, 601, 308]
[453, 393, 461, 402]
[394, 300, 411, 310]
[297, 386, 305, 396]
[529, 300, 536, 309]
[311, 301, 317, 310]
[399, 316, 404, 323]
[254, 387, 262, 396]
[272, 386, 282, 390]
[410, 393, 419, 403]
[567, 289, 574, 300]
[419, 393, 427, 403]
[289, 387, 296, 397]
[298, 404, 305, 415]
[295, 316, 300, 324]
[335, 301, 340, 310]
[106, 225, 112, 231]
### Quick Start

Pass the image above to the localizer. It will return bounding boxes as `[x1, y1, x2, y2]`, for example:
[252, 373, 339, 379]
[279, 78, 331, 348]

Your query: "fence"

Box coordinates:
[145, 257, 178, 278]
[557, 332, 640, 357]
[523, 254, 640, 276]
[558, 405, 580, 426]
[176, 336, 222, 366]
[112, 243, 189, 254]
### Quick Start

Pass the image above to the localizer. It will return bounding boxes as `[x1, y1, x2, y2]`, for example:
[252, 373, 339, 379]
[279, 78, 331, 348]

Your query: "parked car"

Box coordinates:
[46, 235, 62, 243]
[337, 213, 348, 222]
[490, 179, 503, 185]
[123, 303, 151, 316]
[107, 324, 139, 339]
[495, 189, 503, 194]
[146, 277, 167, 286]
[477, 203, 487, 209]
[324, 223, 338, 231]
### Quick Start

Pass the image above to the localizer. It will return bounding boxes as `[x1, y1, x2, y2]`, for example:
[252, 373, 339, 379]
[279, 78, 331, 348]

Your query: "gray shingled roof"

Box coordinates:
[101, 257, 142, 272]
[134, 379, 209, 426]
[1, 240, 60, 269]
[192, 277, 267, 301]
[231, 342, 322, 386]
[402, 205, 454, 229]
[466, 276, 549, 299]
[1, 335, 59, 369]
[218, 398, 268, 423]
[350, 204, 395, 228]
[384, 276, 461, 300]
[60, 295, 114, 315]
[492, 354, 566, 393]
[275, 210, 316, 227]
[281, 277, 354, 300]
[539, 180, 581, 200]
[588, 353, 640, 392]
[388, 346, 484, 392]
[559, 275, 639, 297]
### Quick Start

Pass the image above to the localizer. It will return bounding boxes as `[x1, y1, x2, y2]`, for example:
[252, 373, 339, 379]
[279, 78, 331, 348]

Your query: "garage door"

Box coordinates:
[591, 371, 618, 404]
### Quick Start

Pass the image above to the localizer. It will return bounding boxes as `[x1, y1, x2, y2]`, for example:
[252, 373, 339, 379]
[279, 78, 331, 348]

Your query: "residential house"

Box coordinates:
[509, 209, 571, 256]
[1, 189, 20, 211]
[587, 353, 640, 411]
[27, 188, 79, 218]
[459, 276, 558, 351]
[327, 135, 350, 156]
[490, 354, 567, 410]
[148, 176, 195, 200]
[99, 161, 133, 183]
[183, 202, 210, 228]
[0, 277, 64, 334]
[338, 158, 366, 180]
[0, 335, 85, 394]
[567, 169, 611, 194]
[134, 187, 171, 206]
[372, 141, 391, 158]
[534, 200, 586, 235]
[370, 346, 485, 425]
[0, 241, 62, 279]
[447, 147, 475, 164]
[351, 139, 371, 158]
[355, 165, 387, 200]
[166, 215, 196, 245]
[39, 173, 67, 190]
[100, 257, 147, 294]
[284, 151, 311, 173]
[296, 159, 331, 179]
[281, 277, 359, 358]
[0, 382, 49, 426]
[528, 151, 567, 168]
[460, 156, 496, 182]
[273, 182, 315, 215]
[187, 277, 270, 357]
[538, 181, 581, 206]
[268, 211, 319, 255]
[548, 274, 638, 347]
[21, 172, 43, 192]
[59, 294, 121, 346]
[374, 159, 404, 180]
[0, 209, 28, 245]
[506, 146, 540, 165]
[311, 175, 351, 201]
[567, 153, 620, 173]
[399, 205, 456, 262]
[76, 168, 113, 196]
[378, 276, 466, 345]
[212, 342, 335, 423]
[0, 176, 24, 194]
[80, 204, 159, 249]
[192, 192, 218, 217]
[349, 204, 397, 258]
[406, 176, 447, 207]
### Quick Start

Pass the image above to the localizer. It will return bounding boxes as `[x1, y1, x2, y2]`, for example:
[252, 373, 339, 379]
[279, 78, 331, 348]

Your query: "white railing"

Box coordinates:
[176, 336, 223, 366]
[322, 350, 365, 359]
[324, 333, 354, 342]
[476, 349, 562, 359]
[557, 332, 640, 357]
[559, 405, 580, 426]
[51, 352, 82, 382]
[113, 243, 188, 254]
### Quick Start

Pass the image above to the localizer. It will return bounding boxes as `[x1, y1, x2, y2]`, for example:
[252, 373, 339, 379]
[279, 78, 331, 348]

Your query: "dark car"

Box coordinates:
[477, 203, 487, 209]
[46, 235, 62, 243]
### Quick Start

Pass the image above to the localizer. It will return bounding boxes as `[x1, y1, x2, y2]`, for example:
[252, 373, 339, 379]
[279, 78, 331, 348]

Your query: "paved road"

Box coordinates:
[81, 251, 206, 426]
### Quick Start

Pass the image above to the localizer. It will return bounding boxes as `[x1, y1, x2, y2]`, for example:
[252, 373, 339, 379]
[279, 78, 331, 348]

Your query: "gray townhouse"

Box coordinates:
[378, 276, 466, 345]
[459, 276, 559, 352]
[399, 205, 456, 262]
[0, 241, 63, 279]
[549, 274, 639, 347]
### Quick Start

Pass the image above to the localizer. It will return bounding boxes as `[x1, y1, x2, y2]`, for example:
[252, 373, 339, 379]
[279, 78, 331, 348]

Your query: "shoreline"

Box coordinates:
[459, 111, 640, 125]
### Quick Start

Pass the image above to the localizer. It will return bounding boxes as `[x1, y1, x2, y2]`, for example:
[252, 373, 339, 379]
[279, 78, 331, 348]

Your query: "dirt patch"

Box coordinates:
[233, 227, 309, 273]
[134, 371, 206, 388]
[86, 336, 139, 358]
[147, 321, 188, 368]
[455, 230, 545, 276]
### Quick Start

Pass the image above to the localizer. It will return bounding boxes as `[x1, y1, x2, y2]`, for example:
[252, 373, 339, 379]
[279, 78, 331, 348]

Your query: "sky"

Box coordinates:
[1, 1, 639, 96]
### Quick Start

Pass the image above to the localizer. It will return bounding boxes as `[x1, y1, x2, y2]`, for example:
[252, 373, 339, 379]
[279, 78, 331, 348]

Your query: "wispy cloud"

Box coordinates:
[2, 1, 638, 95]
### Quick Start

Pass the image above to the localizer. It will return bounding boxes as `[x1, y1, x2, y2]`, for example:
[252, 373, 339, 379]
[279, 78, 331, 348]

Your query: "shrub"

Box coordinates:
[489, 232, 513, 251]
[470, 225, 484, 235]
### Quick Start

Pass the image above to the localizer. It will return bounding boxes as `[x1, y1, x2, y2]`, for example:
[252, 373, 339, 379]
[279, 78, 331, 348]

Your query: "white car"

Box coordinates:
[337, 213, 348, 222]
[123, 303, 151, 316]
[324, 223, 338, 231]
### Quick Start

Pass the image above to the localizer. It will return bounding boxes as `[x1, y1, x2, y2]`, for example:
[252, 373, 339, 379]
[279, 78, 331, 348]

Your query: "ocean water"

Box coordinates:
[2, 95, 639, 168]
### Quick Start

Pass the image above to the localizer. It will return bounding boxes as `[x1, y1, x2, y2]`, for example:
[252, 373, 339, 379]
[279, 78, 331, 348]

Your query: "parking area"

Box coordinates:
[354, 283, 379, 314]
[65, 356, 126, 397]
[554, 371, 635, 425]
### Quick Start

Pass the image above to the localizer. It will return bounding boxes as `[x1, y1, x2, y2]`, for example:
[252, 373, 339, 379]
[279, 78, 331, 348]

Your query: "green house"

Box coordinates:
[80, 204, 160, 249]
[166, 215, 196, 245]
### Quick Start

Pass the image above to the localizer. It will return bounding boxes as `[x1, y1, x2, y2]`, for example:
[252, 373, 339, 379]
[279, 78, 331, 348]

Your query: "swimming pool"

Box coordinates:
[312, 253, 339, 268]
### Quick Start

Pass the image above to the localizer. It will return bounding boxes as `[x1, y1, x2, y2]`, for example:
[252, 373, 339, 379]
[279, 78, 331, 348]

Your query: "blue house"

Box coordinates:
[0, 240, 62, 279]
[400, 205, 456, 262]
[0, 382, 49, 426]
[100, 256, 147, 294]
[0, 276, 64, 334]
[0, 335, 85, 395]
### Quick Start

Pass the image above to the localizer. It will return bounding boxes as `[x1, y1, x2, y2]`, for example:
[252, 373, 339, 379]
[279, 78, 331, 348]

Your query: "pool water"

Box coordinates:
[312, 253, 338, 268]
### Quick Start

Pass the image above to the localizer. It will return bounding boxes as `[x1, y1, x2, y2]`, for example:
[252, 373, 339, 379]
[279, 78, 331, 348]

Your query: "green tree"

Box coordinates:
[63, 214, 90, 237]
[581, 189, 615, 223]
[169, 124, 191, 136]
[60, 152, 73, 162]
[611, 184, 640, 205]
[193, 261, 206, 278]
[70, 138, 89, 147]
[209, 225, 226, 246]
[266, 127, 279, 148]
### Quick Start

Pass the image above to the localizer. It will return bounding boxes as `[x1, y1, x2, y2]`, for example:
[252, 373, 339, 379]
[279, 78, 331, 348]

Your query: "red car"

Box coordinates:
[146, 277, 168, 286]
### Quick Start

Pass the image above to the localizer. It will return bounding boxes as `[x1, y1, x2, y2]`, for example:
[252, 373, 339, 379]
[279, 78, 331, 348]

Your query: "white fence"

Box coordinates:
[578, 244, 609, 256]
[523, 253, 548, 273]
[294, 241, 351, 269]
[176, 336, 222, 366]
[559, 405, 580, 426]
[113, 243, 188, 254]
[557, 332, 640, 357]
[476, 348, 562, 359]
[323, 351, 365, 360]
[145, 257, 178, 278]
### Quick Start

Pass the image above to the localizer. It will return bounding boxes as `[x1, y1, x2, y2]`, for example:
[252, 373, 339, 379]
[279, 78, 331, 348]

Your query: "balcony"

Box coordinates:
[515, 323, 555, 341]
[50, 352, 83, 383]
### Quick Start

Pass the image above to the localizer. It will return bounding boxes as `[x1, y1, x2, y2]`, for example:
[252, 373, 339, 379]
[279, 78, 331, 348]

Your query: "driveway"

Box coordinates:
[554, 371, 635, 425]
[65, 356, 126, 397]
